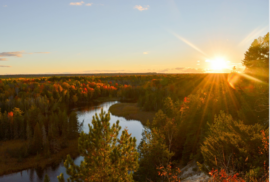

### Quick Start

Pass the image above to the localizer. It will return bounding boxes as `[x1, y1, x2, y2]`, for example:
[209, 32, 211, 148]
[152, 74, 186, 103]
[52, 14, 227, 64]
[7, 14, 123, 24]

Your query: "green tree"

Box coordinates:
[58, 109, 139, 182]
[134, 127, 174, 182]
[68, 111, 79, 139]
[243, 32, 269, 76]
[31, 122, 43, 154]
[72, 95, 78, 104]
[162, 97, 175, 118]
[26, 119, 32, 141]
[151, 110, 179, 153]
[44, 174, 50, 182]
[200, 111, 265, 174]
[12, 107, 24, 139]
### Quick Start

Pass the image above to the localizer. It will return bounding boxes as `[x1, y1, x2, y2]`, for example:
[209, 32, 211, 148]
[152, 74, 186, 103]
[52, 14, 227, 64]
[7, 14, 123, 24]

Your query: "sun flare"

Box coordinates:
[206, 57, 229, 72]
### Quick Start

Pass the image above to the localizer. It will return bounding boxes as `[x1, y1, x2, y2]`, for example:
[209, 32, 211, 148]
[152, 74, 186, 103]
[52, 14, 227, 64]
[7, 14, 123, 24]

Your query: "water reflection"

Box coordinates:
[0, 101, 145, 182]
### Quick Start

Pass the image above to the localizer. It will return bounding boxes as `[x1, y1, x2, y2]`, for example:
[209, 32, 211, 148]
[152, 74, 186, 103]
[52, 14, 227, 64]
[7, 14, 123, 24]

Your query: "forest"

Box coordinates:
[0, 33, 269, 182]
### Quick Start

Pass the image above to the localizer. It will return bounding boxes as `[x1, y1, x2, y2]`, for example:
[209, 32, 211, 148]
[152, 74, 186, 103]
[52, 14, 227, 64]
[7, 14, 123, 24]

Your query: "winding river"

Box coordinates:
[0, 101, 145, 182]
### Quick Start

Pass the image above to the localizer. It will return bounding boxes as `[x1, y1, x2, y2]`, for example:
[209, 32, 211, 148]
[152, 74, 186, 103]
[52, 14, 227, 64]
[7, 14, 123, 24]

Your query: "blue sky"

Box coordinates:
[0, 0, 268, 74]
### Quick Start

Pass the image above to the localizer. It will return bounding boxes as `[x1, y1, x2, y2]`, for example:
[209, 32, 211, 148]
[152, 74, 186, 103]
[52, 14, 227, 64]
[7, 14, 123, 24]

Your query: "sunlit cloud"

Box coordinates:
[0, 65, 11, 67]
[143, 52, 148, 54]
[170, 31, 208, 56]
[134, 5, 149, 11]
[0, 51, 24, 57]
[238, 27, 268, 47]
[0, 51, 50, 59]
[84, 70, 131, 73]
[159, 67, 205, 73]
[182, 67, 205, 73]
[70, 1, 84, 6]
[85, 3, 92, 6]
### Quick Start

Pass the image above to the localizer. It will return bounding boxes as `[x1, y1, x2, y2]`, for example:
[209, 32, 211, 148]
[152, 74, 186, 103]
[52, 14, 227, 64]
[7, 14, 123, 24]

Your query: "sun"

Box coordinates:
[206, 57, 229, 72]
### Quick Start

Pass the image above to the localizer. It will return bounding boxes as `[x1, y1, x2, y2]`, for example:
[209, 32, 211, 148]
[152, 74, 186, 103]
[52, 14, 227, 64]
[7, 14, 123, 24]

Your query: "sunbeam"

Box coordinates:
[169, 31, 208, 56]
[238, 27, 268, 47]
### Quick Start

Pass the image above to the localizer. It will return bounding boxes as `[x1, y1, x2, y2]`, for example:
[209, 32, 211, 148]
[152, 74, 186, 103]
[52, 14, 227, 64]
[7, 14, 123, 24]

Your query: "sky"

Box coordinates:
[0, 0, 269, 74]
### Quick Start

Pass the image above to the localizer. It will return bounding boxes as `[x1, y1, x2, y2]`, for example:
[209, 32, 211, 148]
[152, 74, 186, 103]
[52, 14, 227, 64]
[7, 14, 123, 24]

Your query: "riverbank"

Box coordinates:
[0, 138, 79, 176]
[109, 102, 155, 125]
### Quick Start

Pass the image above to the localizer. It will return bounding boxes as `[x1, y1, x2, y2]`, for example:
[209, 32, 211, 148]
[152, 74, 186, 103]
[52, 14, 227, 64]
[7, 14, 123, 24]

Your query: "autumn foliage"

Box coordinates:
[209, 169, 245, 182]
[157, 163, 181, 182]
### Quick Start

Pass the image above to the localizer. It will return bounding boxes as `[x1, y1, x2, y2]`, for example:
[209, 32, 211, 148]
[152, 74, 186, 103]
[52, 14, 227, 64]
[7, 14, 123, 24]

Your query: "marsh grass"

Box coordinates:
[109, 102, 155, 125]
[0, 138, 79, 176]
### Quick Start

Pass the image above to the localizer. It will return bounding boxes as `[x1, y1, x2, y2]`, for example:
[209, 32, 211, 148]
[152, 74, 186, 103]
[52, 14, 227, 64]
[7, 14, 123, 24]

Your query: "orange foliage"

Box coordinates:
[157, 163, 181, 182]
[88, 88, 94, 92]
[183, 97, 189, 103]
[124, 84, 131, 89]
[259, 130, 269, 181]
[8, 112, 13, 118]
[110, 86, 117, 90]
[259, 130, 269, 155]
[209, 169, 245, 182]
[40, 84, 44, 91]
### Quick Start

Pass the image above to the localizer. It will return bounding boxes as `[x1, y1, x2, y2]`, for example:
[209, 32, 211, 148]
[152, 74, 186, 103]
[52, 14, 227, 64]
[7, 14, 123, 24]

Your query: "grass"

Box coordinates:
[0, 138, 79, 176]
[109, 102, 155, 125]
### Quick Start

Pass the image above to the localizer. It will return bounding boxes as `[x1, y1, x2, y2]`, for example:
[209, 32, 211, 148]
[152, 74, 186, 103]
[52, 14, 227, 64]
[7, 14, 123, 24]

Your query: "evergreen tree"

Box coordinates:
[44, 174, 50, 182]
[26, 119, 32, 141]
[134, 127, 174, 182]
[58, 109, 139, 182]
[32, 122, 43, 154]
[243, 32, 269, 75]
[12, 107, 23, 139]
[68, 111, 79, 139]
[162, 97, 175, 118]
[200, 111, 265, 174]
[40, 121, 47, 146]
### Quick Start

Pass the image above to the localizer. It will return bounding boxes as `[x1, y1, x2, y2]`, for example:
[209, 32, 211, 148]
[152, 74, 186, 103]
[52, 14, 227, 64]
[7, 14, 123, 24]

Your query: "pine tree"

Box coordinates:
[40, 121, 47, 146]
[12, 107, 23, 139]
[200, 111, 265, 174]
[163, 97, 175, 118]
[44, 174, 50, 182]
[26, 119, 32, 141]
[243, 32, 269, 75]
[48, 118, 60, 153]
[40, 121, 50, 154]
[68, 111, 79, 139]
[58, 109, 139, 182]
[32, 122, 43, 154]
[134, 127, 174, 182]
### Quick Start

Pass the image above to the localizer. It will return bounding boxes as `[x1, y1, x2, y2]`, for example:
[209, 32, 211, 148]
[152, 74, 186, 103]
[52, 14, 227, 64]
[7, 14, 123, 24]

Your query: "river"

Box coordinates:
[0, 101, 145, 182]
